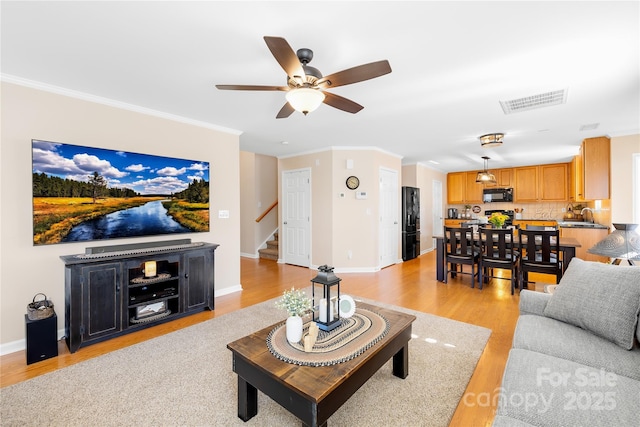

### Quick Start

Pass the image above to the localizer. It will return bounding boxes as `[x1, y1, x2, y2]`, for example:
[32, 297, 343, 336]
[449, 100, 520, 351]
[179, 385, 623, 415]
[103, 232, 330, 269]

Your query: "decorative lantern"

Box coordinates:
[311, 265, 342, 332]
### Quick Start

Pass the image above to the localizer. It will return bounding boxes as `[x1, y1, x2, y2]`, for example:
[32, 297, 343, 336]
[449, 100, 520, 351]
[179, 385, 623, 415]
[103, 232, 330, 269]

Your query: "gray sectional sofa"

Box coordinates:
[493, 258, 640, 426]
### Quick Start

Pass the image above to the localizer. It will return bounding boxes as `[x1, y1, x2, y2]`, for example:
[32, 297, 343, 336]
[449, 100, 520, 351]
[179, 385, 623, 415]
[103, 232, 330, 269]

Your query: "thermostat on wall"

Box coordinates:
[356, 191, 367, 199]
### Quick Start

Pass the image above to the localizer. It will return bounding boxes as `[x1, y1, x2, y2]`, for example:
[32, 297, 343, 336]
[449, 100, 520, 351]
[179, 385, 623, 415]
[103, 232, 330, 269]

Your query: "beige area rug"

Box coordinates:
[1, 297, 491, 426]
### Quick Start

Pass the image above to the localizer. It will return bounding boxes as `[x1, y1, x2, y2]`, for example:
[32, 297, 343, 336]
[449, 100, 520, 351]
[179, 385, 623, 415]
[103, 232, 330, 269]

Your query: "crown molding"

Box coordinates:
[1, 74, 243, 136]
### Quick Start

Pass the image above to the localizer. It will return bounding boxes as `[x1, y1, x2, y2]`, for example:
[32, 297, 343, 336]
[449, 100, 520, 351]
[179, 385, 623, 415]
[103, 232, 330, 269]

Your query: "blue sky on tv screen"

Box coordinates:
[32, 140, 209, 196]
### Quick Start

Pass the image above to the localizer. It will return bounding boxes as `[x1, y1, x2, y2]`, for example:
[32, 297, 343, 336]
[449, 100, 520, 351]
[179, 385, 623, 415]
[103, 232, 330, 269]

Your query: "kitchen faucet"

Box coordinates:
[581, 207, 594, 223]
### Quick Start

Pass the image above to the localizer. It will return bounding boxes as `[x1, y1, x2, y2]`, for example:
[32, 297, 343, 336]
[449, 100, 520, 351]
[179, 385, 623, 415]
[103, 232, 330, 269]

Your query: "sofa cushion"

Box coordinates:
[513, 314, 640, 381]
[519, 290, 551, 316]
[543, 258, 640, 350]
[495, 348, 640, 426]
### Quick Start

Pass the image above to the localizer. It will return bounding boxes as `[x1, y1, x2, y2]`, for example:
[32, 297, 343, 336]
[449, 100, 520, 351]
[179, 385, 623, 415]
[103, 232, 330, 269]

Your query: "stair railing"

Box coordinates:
[255, 200, 278, 223]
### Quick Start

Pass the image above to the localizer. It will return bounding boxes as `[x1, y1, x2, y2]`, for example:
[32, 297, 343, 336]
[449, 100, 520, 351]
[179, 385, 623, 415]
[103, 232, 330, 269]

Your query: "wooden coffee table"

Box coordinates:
[227, 302, 416, 427]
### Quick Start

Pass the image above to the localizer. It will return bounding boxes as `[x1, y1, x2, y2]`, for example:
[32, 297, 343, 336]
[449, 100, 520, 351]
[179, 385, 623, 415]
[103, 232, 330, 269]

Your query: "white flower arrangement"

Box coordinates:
[275, 287, 312, 317]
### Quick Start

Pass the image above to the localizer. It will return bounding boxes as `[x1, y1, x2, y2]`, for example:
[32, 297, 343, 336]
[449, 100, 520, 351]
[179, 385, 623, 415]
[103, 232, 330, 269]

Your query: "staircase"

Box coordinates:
[258, 232, 278, 261]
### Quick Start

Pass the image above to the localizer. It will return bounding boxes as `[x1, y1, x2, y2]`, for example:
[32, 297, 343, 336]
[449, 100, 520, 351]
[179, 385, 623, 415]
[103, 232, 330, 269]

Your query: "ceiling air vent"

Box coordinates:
[579, 123, 600, 131]
[500, 89, 568, 115]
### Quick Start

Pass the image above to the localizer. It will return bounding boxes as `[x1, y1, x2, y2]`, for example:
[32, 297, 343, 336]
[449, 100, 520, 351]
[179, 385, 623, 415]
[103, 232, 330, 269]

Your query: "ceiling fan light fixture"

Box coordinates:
[476, 156, 497, 183]
[479, 133, 504, 148]
[286, 87, 325, 115]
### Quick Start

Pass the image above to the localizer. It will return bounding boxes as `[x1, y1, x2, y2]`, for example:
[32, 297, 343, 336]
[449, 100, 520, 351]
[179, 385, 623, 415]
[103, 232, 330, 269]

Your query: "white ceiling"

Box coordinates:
[2, 1, 639, 173]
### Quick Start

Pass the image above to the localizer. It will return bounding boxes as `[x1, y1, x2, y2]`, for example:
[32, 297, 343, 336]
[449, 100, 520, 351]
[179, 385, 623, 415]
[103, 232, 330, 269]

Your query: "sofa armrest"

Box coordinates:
[519, 290, 551, 316]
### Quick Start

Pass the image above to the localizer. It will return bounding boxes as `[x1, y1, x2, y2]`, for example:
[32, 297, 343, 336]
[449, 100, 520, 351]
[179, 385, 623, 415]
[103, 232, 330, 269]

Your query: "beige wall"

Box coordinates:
[279, 148, 401, 270]
[610, 134, 640, 224]
[0, 82, 241, 351]
[279, 150, 334, 265]
[239, 151, 278, 256]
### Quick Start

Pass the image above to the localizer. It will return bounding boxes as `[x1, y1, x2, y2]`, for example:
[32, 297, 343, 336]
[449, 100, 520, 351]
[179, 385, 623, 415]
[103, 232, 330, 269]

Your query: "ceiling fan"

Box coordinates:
[215, 36, 392, 118]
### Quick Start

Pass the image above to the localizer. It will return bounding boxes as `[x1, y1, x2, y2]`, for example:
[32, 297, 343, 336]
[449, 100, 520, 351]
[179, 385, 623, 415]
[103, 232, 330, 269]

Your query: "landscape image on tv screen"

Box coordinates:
[32, 139, 210, 246]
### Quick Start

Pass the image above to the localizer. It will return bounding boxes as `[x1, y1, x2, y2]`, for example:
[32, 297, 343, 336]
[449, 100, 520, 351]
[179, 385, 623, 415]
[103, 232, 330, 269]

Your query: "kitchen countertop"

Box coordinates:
[448, 218, 608, 229]
[556, 221, 608, 229]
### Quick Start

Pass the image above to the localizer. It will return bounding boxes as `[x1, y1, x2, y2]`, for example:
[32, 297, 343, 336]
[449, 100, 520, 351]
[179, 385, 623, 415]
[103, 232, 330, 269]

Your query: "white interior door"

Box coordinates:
[282, 169, 310, 267]
[432, 179, 443, 250]
[379, 168, 399, 268]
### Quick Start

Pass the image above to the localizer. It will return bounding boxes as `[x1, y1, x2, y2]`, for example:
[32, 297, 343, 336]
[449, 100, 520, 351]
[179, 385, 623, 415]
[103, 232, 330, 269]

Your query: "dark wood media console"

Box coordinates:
[61, 240, 218, 353]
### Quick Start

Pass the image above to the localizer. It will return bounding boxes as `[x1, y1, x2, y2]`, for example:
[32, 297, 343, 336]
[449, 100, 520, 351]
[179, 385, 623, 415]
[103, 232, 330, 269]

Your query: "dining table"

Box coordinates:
[433, 234, 581, 282]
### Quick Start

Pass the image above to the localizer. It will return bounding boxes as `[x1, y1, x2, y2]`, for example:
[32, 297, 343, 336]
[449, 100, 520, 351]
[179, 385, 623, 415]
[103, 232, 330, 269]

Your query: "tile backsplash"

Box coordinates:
[448, 200, 610, 224]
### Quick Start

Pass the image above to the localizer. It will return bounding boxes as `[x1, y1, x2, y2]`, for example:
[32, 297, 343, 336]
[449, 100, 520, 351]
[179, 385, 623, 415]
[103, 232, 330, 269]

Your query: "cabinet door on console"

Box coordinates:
[182, 249, 214, 311]
[81, 263, 123, 342]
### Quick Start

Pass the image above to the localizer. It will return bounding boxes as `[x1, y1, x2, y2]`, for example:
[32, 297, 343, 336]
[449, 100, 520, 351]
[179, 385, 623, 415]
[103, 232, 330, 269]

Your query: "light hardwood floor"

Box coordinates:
[0, 250, 523, 427]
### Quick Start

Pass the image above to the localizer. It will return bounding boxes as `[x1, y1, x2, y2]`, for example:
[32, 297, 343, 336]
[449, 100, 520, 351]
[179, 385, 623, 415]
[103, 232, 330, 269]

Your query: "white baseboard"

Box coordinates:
[0, 328, 65, 356]
[240, 252, 258, 259]
[214, 284, 242, 297]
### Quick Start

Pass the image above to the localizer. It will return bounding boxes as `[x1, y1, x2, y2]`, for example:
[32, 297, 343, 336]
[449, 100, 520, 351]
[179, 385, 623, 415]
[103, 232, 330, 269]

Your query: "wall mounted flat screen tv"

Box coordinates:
[32, 139, 210, 246]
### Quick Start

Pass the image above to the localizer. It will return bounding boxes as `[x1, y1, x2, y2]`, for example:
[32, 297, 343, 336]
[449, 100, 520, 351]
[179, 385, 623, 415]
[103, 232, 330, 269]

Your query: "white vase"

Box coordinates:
[286, 315, 303, 343]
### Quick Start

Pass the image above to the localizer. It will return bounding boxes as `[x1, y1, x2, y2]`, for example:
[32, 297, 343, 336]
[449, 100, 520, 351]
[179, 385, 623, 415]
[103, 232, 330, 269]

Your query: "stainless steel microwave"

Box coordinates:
[483, 188, 513, 203]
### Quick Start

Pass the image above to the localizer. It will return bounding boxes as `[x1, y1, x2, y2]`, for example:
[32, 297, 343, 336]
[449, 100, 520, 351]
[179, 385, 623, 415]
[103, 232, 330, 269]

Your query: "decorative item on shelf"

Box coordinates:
[311, 265, 342, 332]
[476, 156, 497, 183]
[488, 212, 509, 228]
[479, 133, 504, 148]
[144, 261, 157, 278]
[587, 224, 640, 265]
[275, 287, 312, 343]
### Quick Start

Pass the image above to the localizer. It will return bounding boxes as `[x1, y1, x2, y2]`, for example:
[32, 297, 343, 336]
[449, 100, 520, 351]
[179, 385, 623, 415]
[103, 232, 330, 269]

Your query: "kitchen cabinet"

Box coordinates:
[580, 137, 610, 200]
[464, 172, 484, 203]
[514, 163, 568, 202]
[514, 166, 538, 202]
[559, 227, 609, 262]
[539, 163, 569, 201]
[446, 171, 483, 204]
[570, 154, 584, 202]
[484, 168, 513, 188]
[447, 172, 465, 204]
[570, 137, 610, 201]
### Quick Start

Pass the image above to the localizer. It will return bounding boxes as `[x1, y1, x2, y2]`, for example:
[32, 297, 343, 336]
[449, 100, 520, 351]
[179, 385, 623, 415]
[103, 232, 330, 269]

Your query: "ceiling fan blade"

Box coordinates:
[317, 60, 392, 89]
[263, 36, 305, 79]
[276, 102, 295, 119]
[322, 92, 364, 114]
[215, 84, 288, 91]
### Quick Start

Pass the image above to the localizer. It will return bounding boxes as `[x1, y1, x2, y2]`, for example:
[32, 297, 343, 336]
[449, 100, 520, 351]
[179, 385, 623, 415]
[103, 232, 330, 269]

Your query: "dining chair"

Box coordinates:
[518, 228, 562, 290]
[443, 226, 480, 287]
[478, 227, 520, 294]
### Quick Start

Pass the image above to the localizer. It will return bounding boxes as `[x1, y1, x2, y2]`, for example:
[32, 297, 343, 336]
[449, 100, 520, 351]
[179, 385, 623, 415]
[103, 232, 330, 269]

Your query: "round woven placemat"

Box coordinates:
[266, 307, 389, 366]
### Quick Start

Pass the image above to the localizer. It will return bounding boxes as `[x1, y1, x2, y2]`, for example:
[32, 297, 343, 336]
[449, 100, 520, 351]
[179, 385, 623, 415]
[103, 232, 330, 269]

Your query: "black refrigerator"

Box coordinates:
[402, 186, 420, 261]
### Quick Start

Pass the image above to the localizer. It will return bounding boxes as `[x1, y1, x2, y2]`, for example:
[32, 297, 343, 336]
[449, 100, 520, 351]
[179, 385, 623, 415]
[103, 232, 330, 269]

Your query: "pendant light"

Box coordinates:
[476, 156, 497, 183]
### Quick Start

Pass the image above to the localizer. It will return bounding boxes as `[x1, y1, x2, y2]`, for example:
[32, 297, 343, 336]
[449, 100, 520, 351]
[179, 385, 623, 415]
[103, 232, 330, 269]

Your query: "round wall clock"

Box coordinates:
[346, 176, 360, 190]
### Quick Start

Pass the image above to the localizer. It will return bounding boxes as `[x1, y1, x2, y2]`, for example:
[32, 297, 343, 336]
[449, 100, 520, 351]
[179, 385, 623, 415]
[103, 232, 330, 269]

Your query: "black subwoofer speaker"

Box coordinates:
[25, 313, 58, 364]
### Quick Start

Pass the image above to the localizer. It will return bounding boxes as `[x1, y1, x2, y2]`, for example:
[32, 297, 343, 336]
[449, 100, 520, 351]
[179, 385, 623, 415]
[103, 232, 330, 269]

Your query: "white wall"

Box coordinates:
[0, 82, 241, 352]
